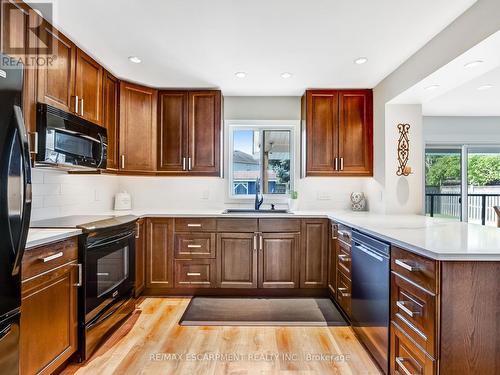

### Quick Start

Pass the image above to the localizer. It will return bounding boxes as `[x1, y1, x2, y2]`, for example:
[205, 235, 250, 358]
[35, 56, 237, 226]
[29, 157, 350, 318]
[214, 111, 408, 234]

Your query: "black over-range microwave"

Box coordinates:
[36, 103, 107, 170]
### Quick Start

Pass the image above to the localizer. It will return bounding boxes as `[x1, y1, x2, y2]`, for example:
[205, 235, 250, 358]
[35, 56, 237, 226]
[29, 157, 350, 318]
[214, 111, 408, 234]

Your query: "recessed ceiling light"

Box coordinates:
[280, 72, 293, 79]
[464, 60, 484, 68]
[477, 84, 494, 91]
[424, 84, 441, 91]
[128, 56, 142, 64]
[354, 57, 368, 65]
[235, 72, 247, 78]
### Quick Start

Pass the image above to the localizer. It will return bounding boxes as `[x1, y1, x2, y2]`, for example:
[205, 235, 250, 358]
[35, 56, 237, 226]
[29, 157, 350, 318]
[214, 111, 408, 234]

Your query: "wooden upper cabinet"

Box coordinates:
[119, 81, 157, 172]
[338, 90, 373, 175]
[1, 0, 29, 59]
[188, 91, 221, 175]
[37, 20, 76, 113]
[75, 48, 103, 125]
[157, 91, 188, 172]
[102, 71, 119, 170]
[303, 90, 339, 175]
[146, 218, 174, 289]
[302, 89, 373, 177]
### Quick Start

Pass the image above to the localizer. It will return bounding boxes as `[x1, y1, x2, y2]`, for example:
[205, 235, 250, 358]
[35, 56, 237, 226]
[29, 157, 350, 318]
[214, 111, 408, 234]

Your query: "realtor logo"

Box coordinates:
[2, 1, 55, 67]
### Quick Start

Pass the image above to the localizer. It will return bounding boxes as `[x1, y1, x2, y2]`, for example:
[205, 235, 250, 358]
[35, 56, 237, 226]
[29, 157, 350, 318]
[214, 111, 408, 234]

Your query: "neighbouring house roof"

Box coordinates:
[234, 150, 258, 164]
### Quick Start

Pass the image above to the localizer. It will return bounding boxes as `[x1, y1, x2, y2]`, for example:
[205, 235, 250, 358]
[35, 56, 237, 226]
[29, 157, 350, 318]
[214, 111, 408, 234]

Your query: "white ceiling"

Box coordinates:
[31, 0, 476, 95]
[423, 66, 500, 116]
[390, 30, 500, 116]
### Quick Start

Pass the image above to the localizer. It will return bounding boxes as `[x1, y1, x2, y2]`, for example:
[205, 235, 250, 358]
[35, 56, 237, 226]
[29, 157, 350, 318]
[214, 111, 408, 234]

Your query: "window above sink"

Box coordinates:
[226, 120, 297, 202]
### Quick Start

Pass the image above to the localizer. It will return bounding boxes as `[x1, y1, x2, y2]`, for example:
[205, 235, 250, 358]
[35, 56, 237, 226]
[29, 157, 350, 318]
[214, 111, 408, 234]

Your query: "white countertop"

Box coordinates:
[26, 228, 82, 250]
[28, 209, 500, 261]
[113, 209, 500, 261]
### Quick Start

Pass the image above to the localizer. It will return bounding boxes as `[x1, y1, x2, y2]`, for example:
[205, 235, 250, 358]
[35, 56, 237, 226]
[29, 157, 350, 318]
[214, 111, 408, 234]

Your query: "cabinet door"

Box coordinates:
[146, 218, 174, 289]
[1, 0, 29, 58]
[37, 20, 76, 113]
[157, 91, 188, 172]
[102, 71, 119, 170]
[301, 219, 328, 288]
[135, 218, 146, 297]
[20, 262, 78, 375]
[338, 90, 373, 175]
[217, 233, 257, 288]
[187, 91, 221, 175]
[75, 48, 103, 125]
[259, 232, 300, 289]
[303, 90, 339, 176]
[119, 82, 157, 172]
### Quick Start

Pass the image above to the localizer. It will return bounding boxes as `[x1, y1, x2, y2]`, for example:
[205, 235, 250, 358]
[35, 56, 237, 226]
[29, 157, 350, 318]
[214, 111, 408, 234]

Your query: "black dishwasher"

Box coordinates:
[351, 231, 390, 374]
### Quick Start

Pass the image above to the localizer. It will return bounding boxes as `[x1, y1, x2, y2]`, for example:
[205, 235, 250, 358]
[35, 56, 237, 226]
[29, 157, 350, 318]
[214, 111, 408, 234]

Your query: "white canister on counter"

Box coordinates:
[114, 191, 132, 210]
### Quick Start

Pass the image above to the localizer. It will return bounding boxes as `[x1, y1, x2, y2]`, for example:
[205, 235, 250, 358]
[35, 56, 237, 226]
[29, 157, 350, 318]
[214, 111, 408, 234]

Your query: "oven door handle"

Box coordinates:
[86, 231, 135, 249]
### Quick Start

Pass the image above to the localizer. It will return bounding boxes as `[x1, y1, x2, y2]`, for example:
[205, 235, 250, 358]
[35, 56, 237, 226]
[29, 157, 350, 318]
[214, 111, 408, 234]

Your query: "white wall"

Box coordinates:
[424, 116, 500, 144]
[368, 0, 500, 213]
[224, 96, 301, 120]
[30, 169, 119, 221]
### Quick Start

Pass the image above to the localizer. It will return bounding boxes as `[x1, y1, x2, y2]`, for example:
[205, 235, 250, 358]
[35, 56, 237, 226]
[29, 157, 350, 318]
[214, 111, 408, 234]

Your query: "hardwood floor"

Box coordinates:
[62, 298, 381, 375]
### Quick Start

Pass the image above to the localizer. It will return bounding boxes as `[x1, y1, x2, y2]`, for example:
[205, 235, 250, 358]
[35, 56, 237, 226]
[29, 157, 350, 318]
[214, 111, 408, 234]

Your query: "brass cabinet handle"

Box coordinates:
[395, 357, 416, 375]
[40, 252, 63, 262]
[75, 263, 83, 287]
[182, 157, 186, 171]
[338, 254, 350, 262]
[337, 287, 350, 298]
[121, 155, 125, 169]
[74, 95, 79, 113]
[340, 157, 344, 171]
[187, 272, 201, 277]
[253, 234, 257, 252]
[187, 244, 202, 248]
[187, 223, 202, 228]
[259, 234, 263, 251]
[188, 157, 192, 171]
[396, 301, 421, 318]
[395, 259, 420, 272]
[135, 222, 140, 239]
[80, 98, 84, 116]
[334, 157, 338, 171]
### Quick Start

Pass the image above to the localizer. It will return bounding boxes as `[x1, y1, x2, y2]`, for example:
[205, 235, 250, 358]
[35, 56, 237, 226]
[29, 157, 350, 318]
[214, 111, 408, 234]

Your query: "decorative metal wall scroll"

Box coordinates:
[396, 123, 411, 176]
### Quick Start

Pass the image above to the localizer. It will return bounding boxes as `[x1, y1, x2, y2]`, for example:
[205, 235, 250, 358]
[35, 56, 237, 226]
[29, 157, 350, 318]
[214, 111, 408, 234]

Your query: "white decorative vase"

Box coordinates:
[350, 192, 366, 211]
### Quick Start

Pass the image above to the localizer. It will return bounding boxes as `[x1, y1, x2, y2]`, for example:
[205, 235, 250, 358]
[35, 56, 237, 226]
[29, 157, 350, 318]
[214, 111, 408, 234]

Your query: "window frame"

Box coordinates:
[225, 120, 297, 203]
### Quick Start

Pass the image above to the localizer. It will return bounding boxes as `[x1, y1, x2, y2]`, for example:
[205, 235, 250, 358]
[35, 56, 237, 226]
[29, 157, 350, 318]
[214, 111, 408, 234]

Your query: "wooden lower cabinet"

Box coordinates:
[328, 222, 337, 295]
[217, 233, 257, 288]
[175, 259, 217, 288]
[259, 232, 300, 288]
[301, 219, 328, 288]
[20, 240, 79, 375]
[146, 218, 174, 289]
[135, 218, 146, 297]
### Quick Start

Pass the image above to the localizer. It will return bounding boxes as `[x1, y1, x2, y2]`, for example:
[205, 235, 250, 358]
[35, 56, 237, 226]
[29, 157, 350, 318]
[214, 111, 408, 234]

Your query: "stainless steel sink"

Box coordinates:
[223, 209, 292, 214]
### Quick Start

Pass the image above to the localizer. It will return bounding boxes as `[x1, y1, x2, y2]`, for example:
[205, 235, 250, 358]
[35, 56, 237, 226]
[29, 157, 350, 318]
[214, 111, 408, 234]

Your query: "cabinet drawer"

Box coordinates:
[175, 218, 217, 232]
[336, 271, 351, 316]
[174, 233, 216, 258]
[174, 259, 216, 288]
[217, 218, 258, 232]
[337, 224, 352, 245]
[259, 219, 301, 232]
[337, 240, 351, 276]
[391, 247, 437, 293]
[390, 323, 436, 375]
[391, 274, 436, 357]
[22, 238, 78, 280]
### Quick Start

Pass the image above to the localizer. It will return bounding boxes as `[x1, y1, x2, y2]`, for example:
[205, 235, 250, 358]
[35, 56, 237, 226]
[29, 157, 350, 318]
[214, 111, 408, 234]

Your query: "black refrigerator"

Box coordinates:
[0, 53, 32, 374]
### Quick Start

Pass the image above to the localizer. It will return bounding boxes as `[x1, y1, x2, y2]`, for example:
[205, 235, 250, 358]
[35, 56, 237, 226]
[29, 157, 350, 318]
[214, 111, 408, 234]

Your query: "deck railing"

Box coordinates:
[425, 193, 500, 226]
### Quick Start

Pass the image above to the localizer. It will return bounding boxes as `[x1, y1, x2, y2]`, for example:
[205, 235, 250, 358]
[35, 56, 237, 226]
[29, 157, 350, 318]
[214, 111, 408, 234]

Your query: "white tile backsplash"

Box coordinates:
[30, 168, 119, 221]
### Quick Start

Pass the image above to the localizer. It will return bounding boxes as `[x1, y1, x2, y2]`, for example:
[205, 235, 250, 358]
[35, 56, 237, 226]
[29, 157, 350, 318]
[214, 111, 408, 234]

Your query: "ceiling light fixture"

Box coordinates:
[464, 60, 484, 68]
[424, 84, 440, 91]
[477, 84, 494, 91]
[128, 56, 142, 64]
[280, 72, 293, 79]
[235, 72, 247, 78]
[354, 57, 368, 65]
